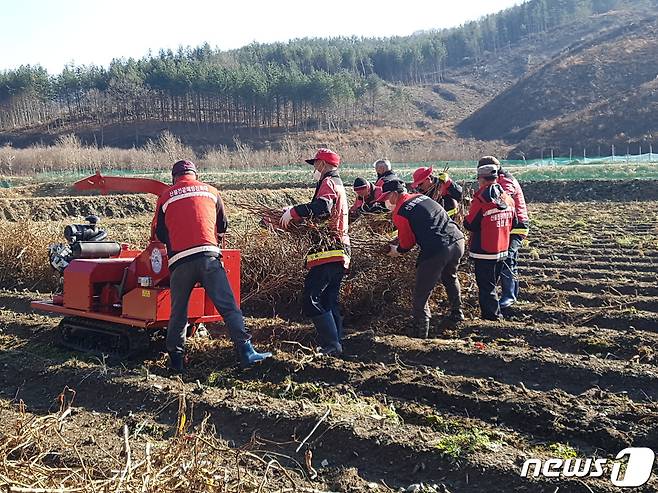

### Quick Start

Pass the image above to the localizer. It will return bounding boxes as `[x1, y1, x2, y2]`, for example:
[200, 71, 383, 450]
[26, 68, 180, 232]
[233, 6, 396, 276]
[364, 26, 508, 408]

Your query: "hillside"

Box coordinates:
[1, 1, 658, 159]
[458, 11, 658, 156]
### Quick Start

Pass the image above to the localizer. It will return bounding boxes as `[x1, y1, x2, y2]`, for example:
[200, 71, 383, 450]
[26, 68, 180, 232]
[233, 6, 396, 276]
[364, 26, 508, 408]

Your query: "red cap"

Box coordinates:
[411, 166, 433, 188]
[305, 148, 341, 166]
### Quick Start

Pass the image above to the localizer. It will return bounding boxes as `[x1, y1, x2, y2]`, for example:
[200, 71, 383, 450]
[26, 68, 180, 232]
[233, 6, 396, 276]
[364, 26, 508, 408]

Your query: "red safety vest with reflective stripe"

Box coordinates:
[350, 184, 384, 213]
[463, 185, 515, 260]
[291, 171, 350, 269]
[153, 176, 227, 268]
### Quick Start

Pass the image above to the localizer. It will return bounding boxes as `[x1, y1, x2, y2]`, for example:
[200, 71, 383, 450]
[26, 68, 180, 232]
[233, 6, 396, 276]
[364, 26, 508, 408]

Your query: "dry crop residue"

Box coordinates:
[0, 187, 657, 492]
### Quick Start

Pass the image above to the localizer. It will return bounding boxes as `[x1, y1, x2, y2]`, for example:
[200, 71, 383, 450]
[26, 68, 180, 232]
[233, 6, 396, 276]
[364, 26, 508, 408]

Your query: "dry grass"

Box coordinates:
[0, 132, 197, 176]
[0, 221, 61, 291]
[0, 130, 507, 176]
[0, 391, 311, 492]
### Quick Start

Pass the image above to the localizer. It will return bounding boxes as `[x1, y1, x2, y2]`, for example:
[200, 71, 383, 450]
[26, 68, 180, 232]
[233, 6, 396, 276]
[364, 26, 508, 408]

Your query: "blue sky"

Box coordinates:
[2, 0, 523, 74]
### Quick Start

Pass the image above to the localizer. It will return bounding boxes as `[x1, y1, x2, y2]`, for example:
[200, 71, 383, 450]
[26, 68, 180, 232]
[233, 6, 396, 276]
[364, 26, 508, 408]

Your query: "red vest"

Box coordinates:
[153, 176, 226, 268]
[464, 185, 515, 260]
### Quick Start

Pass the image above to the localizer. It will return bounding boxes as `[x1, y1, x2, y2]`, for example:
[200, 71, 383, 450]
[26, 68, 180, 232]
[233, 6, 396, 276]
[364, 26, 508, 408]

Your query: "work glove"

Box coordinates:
[437, 172, 449, 182]
[280, 206, 294, 228]
[386, 244, 402, 258]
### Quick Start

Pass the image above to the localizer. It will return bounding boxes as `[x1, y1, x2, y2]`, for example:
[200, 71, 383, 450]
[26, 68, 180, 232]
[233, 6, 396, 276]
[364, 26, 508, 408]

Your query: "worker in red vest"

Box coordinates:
[477, 156, 530, 309]
[154, 160, 272, 372]
[280, 149, 350, 355]
[411, 166, 463, 218]
[377, 179, 466, 338]
[349, 177, 387, 219]
[374, 158, 399, 188]
[463, 163, 517, 320]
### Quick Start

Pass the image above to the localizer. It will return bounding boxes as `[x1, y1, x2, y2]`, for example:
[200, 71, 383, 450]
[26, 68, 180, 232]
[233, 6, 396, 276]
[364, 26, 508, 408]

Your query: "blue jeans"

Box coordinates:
[501, 234, 524, 302]
[303, 262, 345, 330]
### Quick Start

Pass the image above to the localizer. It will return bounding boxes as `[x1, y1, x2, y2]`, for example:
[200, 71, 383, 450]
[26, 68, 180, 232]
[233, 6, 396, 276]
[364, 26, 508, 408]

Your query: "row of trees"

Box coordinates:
[0, 0, 653, 132]
[0, 60, 384, 131]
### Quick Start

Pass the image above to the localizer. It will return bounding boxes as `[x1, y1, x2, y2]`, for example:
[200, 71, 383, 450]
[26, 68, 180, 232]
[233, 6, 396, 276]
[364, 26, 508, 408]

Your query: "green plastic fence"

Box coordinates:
[3, 154, 658, 186]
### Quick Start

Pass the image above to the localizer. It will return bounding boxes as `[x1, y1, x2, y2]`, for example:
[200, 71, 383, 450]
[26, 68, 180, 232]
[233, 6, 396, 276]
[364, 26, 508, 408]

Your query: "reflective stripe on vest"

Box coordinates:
[168, 245, 221, 266]
[162, 191, 217, 213]
[306, 249, 349, 263]
[469, 251, 508, 260]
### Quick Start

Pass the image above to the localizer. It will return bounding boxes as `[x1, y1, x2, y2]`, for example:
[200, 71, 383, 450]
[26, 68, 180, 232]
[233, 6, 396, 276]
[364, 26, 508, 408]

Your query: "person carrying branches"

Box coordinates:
[349, 177, 387, 220]
[279, 148, 350, 356]
[378, 178, 466, 339]
[411, 165, 463, 219]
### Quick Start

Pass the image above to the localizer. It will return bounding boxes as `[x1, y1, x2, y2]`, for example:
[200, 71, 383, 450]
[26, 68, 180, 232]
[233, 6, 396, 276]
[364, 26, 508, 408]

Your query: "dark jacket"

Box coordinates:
[393, 193, 464, 263]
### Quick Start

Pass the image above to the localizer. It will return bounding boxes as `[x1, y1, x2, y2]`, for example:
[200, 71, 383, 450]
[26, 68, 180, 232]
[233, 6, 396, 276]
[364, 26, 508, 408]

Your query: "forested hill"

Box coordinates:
[1, 0, 657, 157]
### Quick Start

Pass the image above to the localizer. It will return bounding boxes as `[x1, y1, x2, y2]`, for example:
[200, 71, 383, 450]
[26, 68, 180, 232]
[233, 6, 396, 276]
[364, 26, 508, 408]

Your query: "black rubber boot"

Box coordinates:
[168, 351, 185, 374]
[312, 312, 343, 355]
[412, 319, 430, 339]
[332, 307, 344, 342]
[441, 307, 465, 327]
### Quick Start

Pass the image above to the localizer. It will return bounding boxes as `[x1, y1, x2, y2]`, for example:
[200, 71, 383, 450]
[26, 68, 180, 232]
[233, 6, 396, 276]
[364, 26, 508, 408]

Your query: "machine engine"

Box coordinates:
[49, 215, 120, 273]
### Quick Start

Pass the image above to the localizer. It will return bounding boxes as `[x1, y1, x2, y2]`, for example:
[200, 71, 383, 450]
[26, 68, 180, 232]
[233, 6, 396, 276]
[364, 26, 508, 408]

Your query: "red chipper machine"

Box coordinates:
[31, 172, 240, 356]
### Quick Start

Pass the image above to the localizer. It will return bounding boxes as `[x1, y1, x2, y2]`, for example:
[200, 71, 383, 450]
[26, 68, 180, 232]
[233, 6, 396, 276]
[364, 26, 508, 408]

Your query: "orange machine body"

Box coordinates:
[31, 172, 241, 329]
[32, 246, 241, 329]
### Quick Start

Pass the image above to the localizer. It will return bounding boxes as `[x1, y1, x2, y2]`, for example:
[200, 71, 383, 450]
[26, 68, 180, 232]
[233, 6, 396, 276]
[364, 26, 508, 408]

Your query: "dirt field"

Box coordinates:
[0, 181, 657, 492]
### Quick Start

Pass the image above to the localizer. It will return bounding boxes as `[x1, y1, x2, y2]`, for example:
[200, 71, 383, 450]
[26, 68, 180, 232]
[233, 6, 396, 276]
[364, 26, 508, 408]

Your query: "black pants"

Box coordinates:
[474, 259, 504, 320]
[413, 239, 465, 323]
[302, 262, 345, 319]
[166, 255, 249, 354]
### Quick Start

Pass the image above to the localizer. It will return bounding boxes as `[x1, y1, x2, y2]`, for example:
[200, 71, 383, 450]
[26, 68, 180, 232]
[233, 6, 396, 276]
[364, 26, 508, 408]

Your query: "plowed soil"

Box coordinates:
[1, 183, 657, 492]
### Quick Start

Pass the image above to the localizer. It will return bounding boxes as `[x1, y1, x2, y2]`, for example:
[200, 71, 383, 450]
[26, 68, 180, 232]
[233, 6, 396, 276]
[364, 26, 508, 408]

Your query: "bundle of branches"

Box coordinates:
[232, 206, 477, 323]
[228, 209, 346, 317]
[452, 180, 475, 228]
[235, 203, 307, 236]
[349, 211, 395, 237]
[0, 392, 308, 492]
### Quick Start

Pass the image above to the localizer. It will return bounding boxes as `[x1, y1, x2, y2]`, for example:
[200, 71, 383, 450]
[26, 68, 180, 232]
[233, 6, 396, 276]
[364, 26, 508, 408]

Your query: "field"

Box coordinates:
[0, 177, 657, 492]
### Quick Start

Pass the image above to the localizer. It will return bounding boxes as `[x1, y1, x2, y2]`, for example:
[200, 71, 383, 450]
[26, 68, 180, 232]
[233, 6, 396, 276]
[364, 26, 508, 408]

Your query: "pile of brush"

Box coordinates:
[0, 195, 477, 323]
[231, 205, 475, 321]
[0, 390, 309, 492]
